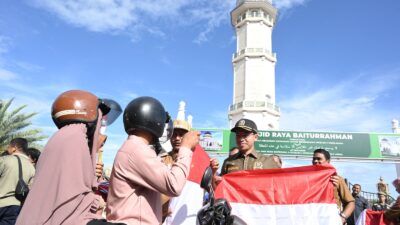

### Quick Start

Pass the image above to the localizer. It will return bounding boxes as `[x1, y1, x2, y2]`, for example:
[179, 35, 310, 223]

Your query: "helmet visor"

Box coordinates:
[99, 98, 122, 126]
[159, 113, 174, 144]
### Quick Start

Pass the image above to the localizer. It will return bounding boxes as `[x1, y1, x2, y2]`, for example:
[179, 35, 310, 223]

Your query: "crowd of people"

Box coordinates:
[1, 89, 400, 225]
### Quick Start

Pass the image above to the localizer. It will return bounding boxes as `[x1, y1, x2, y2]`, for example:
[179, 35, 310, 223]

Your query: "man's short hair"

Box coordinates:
[27, 147, 41, 163]
[313, 148, 331, 161]
[10, 138, 28, 153]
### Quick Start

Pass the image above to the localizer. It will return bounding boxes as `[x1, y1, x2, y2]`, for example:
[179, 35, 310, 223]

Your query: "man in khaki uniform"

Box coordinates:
[220, 119, 279, 175]
[160, 119, 191, 221]
[312, 148, 355, 225]
[160, 120, 191, 167]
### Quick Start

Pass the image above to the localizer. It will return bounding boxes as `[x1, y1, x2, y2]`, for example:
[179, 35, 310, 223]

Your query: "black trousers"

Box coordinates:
[0, 205, 21, 225]
[88, 219, 126, 225]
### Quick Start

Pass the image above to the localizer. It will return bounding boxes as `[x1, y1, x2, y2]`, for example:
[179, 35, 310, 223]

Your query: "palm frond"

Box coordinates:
[0, 98, 47, 154]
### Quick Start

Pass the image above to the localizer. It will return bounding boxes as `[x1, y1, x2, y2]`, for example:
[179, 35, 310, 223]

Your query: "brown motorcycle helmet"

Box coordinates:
[52, 90, 106, 129]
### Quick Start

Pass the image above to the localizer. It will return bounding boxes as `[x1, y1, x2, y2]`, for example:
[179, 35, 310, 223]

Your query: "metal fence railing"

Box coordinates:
[347, 181, 396, 205]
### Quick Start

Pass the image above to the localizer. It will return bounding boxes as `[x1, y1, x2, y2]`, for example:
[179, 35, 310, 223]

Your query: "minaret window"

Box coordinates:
[251, 10, 259, 17]
[237, 16, 242, 24]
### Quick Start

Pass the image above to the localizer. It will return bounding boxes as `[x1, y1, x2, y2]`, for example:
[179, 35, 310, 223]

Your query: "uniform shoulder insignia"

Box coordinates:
[254, 161, 263, 169]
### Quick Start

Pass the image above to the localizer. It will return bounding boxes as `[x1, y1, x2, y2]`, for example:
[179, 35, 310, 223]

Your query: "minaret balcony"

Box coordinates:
[232, 48, 276, 62]
[237, 0, 272, 7]
[229, 100, 280, 115]
[235, 9, 274, 26]
[232, 0, 277, 26]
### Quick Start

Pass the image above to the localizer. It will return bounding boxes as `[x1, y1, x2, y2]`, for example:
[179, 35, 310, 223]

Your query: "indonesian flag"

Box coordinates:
[356, 209, 386, 225]
[214, 164, 342, 225]
[164, 145, 210, 225]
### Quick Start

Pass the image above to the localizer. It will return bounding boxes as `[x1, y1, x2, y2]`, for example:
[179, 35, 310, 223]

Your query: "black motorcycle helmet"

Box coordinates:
[123, 96, 173, 141]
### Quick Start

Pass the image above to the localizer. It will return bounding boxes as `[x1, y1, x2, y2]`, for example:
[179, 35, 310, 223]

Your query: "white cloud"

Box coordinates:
[279, 70, 400, 132]
[189, 1, 235, 44]
[124, 91, 139, 99]
[0, 68, 18, 81]
[13, 61, 44, 72]
[30, 0, 305, 43]
[194, 110, 229, 129]
[121, 91, 140, 106]
[273, 0, 308, 10]
[30, 0, 194, 33]
[0, 68, 78, 122]
[32, 0, 137, 32]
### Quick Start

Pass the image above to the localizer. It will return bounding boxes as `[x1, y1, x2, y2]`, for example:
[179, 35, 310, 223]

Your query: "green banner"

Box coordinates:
[256, 131, 371, 157]
[195, 128, 400, 160]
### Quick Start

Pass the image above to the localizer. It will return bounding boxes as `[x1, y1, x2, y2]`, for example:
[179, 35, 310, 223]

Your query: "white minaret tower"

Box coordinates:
[228, 0, 280, 130]
[177, 101, 186, 120]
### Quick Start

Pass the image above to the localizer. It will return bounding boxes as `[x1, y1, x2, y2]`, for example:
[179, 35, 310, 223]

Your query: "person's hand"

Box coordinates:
[96, 194, 106, 215]
[96, 163, 104, 179]
[181, 131, 200, 150]
[167, 207, 173, 217]
[97, 134, 107, 151]
[210, 158, 220, 174]
[340, 216, 346, 224]
[330, 175, 339, 188]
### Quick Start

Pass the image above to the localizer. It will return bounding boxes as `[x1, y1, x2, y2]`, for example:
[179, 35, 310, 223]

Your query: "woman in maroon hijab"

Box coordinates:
[16, 90, 122, 225]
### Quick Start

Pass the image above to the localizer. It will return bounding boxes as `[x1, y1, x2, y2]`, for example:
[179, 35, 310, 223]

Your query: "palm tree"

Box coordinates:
[0, 98, 46, 153]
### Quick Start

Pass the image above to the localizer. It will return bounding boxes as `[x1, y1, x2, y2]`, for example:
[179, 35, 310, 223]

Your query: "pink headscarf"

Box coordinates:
[16, 111, 103, 225]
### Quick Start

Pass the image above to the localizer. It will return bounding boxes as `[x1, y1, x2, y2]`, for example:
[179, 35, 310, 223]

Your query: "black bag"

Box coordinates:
[14, 155, 29, 202]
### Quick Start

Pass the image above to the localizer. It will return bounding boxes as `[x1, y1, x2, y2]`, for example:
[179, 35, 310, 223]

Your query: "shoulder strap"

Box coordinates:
[14, 155, 23, 180]
[0, 156, 24, 199]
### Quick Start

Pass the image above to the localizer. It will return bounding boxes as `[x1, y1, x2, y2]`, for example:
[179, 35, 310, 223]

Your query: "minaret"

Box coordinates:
[228, 0, 280, 130]
[177, 101, 186, 121]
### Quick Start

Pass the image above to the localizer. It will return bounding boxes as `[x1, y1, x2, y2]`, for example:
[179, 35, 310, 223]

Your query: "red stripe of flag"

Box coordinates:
[365, 210, 386, 225]
[187, 144, 210, 184]
[215, 164, 337, 205]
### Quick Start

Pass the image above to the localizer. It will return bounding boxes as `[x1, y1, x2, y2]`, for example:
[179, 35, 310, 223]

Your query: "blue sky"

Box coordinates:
[1, 0, 400, 194]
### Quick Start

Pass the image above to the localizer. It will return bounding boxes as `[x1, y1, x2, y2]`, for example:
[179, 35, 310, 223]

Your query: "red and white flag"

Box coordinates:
[214, 164, 342, 225]
[356, 209, 386, 225]
[164, 145, 210, 225]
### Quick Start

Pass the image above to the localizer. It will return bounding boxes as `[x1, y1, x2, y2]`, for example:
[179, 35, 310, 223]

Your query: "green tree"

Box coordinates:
[0, 98, 46, 153]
